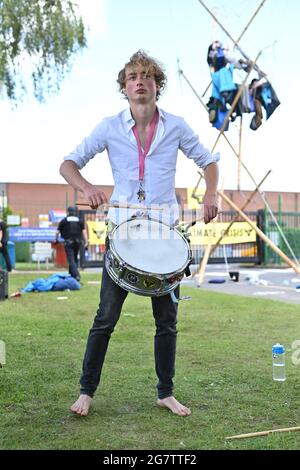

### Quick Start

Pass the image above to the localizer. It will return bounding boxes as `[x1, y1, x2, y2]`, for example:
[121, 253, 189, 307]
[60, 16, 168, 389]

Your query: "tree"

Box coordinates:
[0, 205, 12, 223]
[0, 0, 86, 102]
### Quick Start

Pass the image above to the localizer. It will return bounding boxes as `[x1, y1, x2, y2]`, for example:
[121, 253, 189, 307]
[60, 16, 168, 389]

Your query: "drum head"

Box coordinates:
[111, 218, 189, 275]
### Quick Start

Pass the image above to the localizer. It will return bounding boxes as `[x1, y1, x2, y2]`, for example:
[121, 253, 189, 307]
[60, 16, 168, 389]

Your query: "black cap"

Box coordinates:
[67, 206, 76, 215]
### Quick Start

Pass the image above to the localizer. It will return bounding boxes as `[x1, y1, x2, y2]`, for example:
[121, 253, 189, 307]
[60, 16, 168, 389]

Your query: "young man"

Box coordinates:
[60, 50, 219, 417]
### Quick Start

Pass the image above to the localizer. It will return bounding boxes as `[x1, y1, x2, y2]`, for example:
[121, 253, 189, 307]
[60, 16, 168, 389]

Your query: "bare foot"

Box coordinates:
[156, 396, 191, 417]
[70, 394, 92, 416]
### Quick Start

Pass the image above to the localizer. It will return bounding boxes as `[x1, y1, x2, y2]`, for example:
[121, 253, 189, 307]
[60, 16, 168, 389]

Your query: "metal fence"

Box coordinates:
[190, 210, 262, 265]
[264, 211, 300, 265]
[79, 209, 262, 268]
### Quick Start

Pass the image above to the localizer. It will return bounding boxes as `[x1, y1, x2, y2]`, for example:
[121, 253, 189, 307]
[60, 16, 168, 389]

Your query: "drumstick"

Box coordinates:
[176, 210, 224, 230]
[76, 202, 164, 211]
[226, 425, 300, 440]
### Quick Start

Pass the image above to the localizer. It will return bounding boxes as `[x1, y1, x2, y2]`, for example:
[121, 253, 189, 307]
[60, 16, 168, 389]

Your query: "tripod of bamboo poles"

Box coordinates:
[179, 0, 300, 281]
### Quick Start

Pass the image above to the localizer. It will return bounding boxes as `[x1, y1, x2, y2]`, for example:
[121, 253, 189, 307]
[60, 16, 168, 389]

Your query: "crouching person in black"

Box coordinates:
[56, 207, 88, 281]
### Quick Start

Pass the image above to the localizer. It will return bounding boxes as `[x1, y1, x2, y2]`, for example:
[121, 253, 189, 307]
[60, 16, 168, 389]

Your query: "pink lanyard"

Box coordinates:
[132, 110, 159, 182]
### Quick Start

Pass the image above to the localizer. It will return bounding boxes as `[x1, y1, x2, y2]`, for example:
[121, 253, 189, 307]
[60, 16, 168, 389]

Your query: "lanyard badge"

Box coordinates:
[132, 110, 158, 202]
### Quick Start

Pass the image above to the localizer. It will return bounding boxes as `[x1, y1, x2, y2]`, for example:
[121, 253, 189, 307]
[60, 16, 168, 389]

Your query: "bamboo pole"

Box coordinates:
[198, 0, 267, 77]
[192, 170, 271, 270]
[226, 148, 300, 267]
[235, 0, 267, 44]
[211, 53, 260, 153]
[181, 61, 300, 267]
[178, 68, 208, 111]
[191, 173, 204, 204]
[178, 68, 242, 160]
[195, 186, 225, 283]
[226, 425, 300, 440]
[201, 0, 267, 97]
[214, 109, 299, 266]
[196, 238, 212, 285]
[238, 114, 243, 191]
[218, 191, 300, 275]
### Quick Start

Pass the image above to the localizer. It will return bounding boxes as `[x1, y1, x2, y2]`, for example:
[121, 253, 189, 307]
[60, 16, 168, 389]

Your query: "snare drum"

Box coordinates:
[105, 217, 192, 297]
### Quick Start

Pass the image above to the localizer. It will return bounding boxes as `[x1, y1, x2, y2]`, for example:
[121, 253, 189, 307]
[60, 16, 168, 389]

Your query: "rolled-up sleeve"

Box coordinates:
[179, 118, 220, 169]
[63, 119, 108, 169]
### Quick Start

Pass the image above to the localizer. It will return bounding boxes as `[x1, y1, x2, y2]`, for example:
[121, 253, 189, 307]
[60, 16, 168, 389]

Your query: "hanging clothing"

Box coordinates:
[260, 83, 281, 119]
[211, 63, 237, 106]
[248, 81, 280, 130]
[212, 109, 230, 131]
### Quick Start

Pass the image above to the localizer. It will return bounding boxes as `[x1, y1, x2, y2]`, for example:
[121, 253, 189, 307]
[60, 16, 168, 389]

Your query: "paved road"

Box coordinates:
[182, 265, 300, 305]
[28, 264, 299, 305]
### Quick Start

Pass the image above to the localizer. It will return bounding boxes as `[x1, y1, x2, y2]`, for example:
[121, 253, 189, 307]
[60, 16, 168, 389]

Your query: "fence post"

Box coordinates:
[278, 195, 282, 265]
[264, 205, 269, 265]
[256, 209, 265, 264]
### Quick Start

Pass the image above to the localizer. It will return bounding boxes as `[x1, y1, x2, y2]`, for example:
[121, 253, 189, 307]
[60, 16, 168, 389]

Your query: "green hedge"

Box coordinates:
[279, 227, 300, 257]
[15, 242, 32, 262]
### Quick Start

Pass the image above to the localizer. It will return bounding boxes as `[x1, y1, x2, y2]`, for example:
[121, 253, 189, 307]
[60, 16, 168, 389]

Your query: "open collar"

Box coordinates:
[122, 106, 166, 134]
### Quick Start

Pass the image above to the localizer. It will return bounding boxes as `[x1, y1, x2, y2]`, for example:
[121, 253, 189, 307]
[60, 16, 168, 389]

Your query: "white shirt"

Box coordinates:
[64, 107, 220, 225]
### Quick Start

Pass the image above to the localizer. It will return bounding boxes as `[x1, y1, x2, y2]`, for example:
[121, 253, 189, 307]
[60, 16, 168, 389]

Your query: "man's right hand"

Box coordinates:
[60, 161, 108, 210]
[82, 183, 108, 210]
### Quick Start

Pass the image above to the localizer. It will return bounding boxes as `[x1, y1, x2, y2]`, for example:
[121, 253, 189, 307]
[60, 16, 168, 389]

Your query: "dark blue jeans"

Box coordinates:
[80, 263, 179, 399]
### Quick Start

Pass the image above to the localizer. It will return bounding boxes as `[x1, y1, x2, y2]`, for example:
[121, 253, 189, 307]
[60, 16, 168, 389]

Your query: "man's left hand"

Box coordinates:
[203, 192, 218, 224]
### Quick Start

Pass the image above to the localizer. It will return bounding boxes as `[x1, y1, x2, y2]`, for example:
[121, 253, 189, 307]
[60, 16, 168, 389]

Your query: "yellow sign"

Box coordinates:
[87, 221, 107, 245]
[186, 187, 205, 209]
[189, 221, 256, 245]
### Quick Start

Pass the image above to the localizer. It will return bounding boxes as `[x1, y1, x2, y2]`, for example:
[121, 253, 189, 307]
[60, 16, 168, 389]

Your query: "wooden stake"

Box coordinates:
[226, 425, 300, 440]
[218, 191, 300, 275]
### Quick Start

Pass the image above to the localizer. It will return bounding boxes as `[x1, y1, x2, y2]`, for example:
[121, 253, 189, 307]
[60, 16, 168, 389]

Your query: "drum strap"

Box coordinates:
[170, 290, 179, 304]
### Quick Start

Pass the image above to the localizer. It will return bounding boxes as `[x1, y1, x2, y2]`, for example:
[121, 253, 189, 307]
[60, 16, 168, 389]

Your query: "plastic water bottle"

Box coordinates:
[272, 343, 286, 382]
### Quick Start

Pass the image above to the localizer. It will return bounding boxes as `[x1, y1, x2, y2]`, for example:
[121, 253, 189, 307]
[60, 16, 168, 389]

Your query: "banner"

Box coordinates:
[186, 187, 205, 209]
[49, 209, 66, 223]
[189, 221, 256, 245]
[9, 227, 57, 242]
[87, 221, 107, 245]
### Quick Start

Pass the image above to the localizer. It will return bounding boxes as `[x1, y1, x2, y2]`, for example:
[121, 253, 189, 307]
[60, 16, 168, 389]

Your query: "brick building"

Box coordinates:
[1, 182, 299, 226]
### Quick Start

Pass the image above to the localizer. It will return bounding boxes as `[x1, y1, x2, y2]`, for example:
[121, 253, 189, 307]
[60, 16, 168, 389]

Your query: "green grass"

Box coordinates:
[1, 271, 300, 450]
[15, 262, 62, 271]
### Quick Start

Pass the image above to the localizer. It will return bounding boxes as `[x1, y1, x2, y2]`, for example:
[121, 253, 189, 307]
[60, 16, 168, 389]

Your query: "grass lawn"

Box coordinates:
[0, 271, 300, 450]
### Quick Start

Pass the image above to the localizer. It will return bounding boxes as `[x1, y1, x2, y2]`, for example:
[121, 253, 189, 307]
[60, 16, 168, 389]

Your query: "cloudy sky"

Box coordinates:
[1, 0, 298, 193]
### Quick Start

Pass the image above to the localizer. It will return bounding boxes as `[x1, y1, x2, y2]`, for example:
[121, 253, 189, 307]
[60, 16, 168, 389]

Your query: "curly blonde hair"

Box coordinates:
[117, 50, 167, 101]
